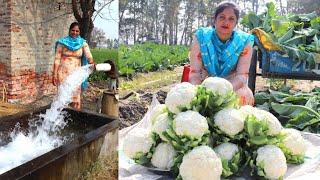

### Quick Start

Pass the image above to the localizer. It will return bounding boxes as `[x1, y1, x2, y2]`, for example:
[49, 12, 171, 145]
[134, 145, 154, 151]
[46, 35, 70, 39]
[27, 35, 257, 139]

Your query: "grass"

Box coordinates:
[266, 78, 297, 90]
[118, 43, 189, 76]
[79, 155, 118, 180]
[90, 48, 118, 82]
[91, 48, 118, 64]
[119, 68, 182, 96]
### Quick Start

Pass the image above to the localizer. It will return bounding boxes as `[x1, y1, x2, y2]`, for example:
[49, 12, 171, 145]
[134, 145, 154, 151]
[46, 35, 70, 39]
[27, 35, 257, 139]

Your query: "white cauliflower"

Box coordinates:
[214, 108, 245, 136]
[282, 128, 307, 156]
[174, 110, 209, 139]
[278, 128, 307, 164]
[152, 113, 170, 141]
[150, 104, 167, 125]
[151, 143, 176, 170]
[240, 105, 258, 118]
[214, 142, 241, 177]
[257, 109, 283, 135]
[201, 77, 233, 96]
[123, 128, 154, 159]
[214, 142, 239, 161]
[256, 145, 287, 179]
[165, 82, 197, 114]
[179, 145, 222, 180]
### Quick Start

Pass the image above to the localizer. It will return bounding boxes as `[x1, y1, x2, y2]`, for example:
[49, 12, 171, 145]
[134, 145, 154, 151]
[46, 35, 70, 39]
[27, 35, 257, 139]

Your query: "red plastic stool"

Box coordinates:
[181, 64, 190, 82]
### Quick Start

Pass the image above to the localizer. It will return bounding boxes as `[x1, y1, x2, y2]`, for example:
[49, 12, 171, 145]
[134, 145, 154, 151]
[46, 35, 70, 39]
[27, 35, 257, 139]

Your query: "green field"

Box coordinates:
[89, 48, 118, 82]
[91, 48, 118, 64]
[89, 44, 189, 82]
[119, 43, 189, 78]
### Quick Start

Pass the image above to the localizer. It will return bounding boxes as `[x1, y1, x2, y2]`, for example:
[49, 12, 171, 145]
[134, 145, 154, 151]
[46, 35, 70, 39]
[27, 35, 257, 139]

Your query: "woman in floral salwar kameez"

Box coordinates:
[189, 1, 254, 105]
[53, 22, 94, 109]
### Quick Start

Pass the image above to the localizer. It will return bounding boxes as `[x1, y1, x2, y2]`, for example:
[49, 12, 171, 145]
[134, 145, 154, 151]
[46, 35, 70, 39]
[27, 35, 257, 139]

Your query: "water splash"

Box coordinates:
[0, 65, 93, 174]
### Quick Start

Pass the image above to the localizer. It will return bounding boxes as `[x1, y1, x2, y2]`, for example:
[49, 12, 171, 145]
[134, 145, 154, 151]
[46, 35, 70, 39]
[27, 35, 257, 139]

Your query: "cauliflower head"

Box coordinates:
[282, 128, 307, 156]
[214, 142, 241, 177]
[256, 145, 287, 179]
[151, 143, 176, 170]
[174, 110, 209, 139]
[201, 77, 233, 96]
[214, 108, 245, 136]
[257, 109, 283, 135]
[150, 104, 167, 125]
[165, 82, 196, 114]
[179, 145, 222, 180]
[279, 128, 307, 164]
[240, 105, 258, 118]
[123, 128, 154, 159]
[152, 113, 170, 141]
[214, 142, 239, 161]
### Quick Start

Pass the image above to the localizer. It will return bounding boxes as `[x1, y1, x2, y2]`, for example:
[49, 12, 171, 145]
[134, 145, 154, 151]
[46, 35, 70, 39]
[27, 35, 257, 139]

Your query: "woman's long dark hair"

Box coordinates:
[214, 1, 240, 22]
[69, 22, 80, 33]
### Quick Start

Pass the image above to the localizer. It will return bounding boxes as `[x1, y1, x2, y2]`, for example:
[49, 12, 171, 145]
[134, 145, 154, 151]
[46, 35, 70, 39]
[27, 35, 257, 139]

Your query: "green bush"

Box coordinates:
[91, 48, 118, 64]
[89, 48, 118, 82]
[119, 43, 189, 77]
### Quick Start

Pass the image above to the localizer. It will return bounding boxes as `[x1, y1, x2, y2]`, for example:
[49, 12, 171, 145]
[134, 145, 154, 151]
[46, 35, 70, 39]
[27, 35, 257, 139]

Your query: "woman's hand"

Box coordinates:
[240, 95, 254, 106]
[53, 73, 58, 86]
[89, 62, 96, 71]
[236, 86, 254, 106]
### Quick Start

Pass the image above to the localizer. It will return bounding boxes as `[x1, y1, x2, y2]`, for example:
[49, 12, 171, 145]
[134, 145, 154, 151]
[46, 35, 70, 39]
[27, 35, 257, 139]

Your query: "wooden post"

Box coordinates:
[101, 90, 119, 118]
[99, 90, 119, 158]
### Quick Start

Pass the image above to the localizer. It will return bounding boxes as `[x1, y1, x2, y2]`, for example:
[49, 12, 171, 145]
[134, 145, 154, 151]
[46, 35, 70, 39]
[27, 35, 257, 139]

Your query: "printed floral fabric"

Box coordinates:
[54, 43, 93, 104]
[189, 36, 254, 105]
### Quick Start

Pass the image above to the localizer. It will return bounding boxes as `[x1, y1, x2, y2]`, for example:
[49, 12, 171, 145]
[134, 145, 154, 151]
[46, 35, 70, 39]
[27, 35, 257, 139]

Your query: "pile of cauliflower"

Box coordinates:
[123, 77, 308, 180]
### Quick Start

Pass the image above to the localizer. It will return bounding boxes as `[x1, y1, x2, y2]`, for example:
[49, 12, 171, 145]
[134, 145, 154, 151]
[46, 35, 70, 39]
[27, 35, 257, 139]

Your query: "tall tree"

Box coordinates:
[287, 0, 320, 15]
[91, 27, 107, 47]
[180, 0, 197, 45]
[72, 0, 114, 43]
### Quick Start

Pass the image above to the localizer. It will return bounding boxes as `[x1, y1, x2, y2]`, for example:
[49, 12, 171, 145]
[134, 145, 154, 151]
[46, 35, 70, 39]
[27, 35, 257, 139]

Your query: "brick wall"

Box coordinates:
[0, 1, 75, 103]
[0, 1, 11, 102]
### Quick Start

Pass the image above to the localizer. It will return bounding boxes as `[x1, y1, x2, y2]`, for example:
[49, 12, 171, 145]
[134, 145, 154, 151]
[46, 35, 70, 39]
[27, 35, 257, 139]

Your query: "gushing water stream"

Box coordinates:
[0, 65, 93, 174]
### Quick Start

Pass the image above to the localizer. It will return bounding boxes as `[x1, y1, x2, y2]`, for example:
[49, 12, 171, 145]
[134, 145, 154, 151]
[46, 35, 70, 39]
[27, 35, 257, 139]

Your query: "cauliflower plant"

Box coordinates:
[214, 142, 241, 177]
[179, 145, 222, 180]
[244, 108, 283, 146]
[201, 77, 233, 96]
[240, 105, 258, 118]
[151, 143, 176, 170]
[214, 142, 239, 161]
[240, 105, 281, 136]
[165, 82, 197, 114]
[150, 104, 167, 125]
[123, 128, 154, 163]
[152, 112, 170, 141]
[279, 128, 307, 164]
[257, 109, 283, 135]
[214, 108, 245, 136]
[255, 145, 287, 179]
[174, 110, 209, 139]
[163, 110, 210, 152]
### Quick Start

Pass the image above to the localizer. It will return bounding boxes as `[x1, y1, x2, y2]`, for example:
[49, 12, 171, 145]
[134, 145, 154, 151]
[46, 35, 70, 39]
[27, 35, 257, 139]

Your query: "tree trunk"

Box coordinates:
[174, 15, 178, 45]
[134, 1, 137, 44]
[72, 0, 96, 44]
[280, 0, 284, 15]
[155, 0, 159, 41]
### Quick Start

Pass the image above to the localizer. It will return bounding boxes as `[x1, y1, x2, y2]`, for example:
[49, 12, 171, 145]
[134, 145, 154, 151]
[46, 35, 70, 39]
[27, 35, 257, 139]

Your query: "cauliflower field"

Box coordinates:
[122, 77, 308, 180]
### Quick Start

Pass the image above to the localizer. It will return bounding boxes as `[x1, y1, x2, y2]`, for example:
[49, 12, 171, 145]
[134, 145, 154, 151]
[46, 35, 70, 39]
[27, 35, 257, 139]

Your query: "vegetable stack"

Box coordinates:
[241, 2, 320, 69]
[123, 77, 308, 180]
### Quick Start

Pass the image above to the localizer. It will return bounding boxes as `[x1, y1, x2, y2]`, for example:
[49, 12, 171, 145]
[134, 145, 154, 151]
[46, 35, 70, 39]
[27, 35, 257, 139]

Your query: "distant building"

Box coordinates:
[0, 1, 75, 103]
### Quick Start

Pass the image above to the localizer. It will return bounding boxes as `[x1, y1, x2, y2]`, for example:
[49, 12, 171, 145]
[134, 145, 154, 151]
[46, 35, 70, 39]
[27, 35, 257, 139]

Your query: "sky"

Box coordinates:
[93, 0, 119, 39]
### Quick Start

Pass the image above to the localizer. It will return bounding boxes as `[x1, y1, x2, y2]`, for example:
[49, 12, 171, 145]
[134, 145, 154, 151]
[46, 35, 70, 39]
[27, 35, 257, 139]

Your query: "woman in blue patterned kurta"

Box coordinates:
[189, 1, 254, 105]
